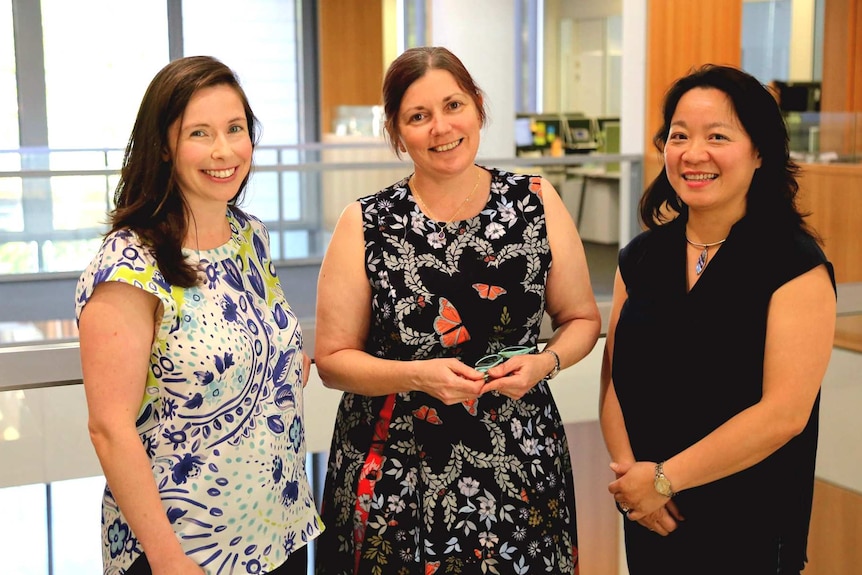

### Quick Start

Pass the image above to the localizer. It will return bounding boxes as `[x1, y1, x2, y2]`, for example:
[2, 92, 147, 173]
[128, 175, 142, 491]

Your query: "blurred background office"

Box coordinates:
[1, 1, 860, 574]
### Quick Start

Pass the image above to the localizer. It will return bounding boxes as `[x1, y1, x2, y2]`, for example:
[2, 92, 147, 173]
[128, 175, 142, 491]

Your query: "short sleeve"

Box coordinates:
[74, 230, 180, 342]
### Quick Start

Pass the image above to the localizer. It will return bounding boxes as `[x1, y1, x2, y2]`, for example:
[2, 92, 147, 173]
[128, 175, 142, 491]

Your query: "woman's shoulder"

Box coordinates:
[75, 228, 171, 320]
[620, 221, 674, 259]
[94, 228, 156, 264]
[358, 175, 411, 205]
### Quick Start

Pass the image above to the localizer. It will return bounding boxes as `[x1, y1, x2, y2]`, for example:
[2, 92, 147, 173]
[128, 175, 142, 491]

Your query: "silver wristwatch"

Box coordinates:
[541, 348, 560, 379]
[654, 461, 675, 498]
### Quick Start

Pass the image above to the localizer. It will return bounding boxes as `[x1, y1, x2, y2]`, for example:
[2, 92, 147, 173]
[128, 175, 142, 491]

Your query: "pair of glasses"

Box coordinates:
[474, 346, 536, 373]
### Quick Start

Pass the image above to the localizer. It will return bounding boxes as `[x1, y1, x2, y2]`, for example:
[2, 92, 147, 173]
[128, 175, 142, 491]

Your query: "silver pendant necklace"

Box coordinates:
[686, 235, 727, 275]
[410, 170, 481, 241]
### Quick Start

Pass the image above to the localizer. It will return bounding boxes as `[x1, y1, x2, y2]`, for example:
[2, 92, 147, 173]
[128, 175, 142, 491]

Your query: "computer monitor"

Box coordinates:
[773, 81, 821, 112]
[514, 117, 534, 147]
[563, 117, 594, 149]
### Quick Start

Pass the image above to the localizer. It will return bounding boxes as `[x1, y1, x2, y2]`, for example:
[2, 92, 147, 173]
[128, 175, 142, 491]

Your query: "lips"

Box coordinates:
[682, 173, 717, 181]
[203, 167, 237, 179]
[431, 139, 462, 152]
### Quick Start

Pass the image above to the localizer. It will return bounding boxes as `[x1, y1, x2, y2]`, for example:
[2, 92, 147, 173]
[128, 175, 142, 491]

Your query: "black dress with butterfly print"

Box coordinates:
[315, 166, 580, 575]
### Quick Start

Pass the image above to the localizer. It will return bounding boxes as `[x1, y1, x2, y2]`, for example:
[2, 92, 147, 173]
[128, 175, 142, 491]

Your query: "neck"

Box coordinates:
[184, 205, 232, 250]
[412, 165, 478, 197]
[685, 213, 740, 245]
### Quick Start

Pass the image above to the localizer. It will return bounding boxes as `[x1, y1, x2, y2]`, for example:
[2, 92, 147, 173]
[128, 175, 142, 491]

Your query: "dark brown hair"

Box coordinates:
[110, 55, 260, 287]
[640, 64, 814, 239]
[381, 46, 486, 158]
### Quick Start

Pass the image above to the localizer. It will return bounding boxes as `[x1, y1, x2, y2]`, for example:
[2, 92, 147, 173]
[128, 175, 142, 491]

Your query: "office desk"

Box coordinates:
[565, 166, 621, 244]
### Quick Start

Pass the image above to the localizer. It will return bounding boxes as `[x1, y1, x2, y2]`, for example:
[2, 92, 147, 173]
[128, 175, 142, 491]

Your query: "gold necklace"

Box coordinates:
[686, 235, 727, 275]
[410, 169, 481, 241]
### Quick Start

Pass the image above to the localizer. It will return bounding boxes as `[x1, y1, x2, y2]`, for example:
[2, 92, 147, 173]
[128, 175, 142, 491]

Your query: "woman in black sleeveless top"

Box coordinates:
[600, 65, 836, 575]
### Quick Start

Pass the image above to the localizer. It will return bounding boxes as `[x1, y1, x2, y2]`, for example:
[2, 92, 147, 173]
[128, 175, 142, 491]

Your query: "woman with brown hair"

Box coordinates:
[314, 47, 600, 574]
[76, 56, 322, 574]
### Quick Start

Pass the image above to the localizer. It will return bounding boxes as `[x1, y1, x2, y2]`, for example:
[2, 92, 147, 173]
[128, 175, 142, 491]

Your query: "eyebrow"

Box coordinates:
[402, 92, 467, 115]
[670, 120, 735, 130]
[182, 117, 247, 130]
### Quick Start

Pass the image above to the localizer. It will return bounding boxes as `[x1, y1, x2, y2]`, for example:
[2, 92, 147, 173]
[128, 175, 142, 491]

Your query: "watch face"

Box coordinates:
[655, 475, 673, 497]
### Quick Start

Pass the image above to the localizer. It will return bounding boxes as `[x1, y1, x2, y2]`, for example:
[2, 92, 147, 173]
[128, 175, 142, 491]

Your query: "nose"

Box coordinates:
[211, 131, 231, 158]
[430, 115, 451, 136]
[681, 138, 709, 163]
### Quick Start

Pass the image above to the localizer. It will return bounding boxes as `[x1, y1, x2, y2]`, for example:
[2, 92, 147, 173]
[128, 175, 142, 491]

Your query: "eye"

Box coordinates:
[447, 101, 463, 111]
[228, 124, 245, 134]
[409, 112, 425, 123]
[667, 132, 687, 141]
[190, 129, 207, 137]
[710, 133, 729, 141]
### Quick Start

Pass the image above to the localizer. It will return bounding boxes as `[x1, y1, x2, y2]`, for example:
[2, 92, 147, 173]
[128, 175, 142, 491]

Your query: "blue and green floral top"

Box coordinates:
[75, 208, 323, 575]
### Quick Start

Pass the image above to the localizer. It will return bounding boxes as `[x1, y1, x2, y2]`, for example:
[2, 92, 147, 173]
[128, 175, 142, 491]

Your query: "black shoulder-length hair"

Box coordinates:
[381, 46, 487, 158]
[640, 63, 816, 240]
[110, 55, 260, 287]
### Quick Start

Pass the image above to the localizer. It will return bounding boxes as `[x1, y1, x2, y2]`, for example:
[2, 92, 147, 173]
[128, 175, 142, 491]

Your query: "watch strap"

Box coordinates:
[541, 348, 561, 379]
[654, 461, 676, 498]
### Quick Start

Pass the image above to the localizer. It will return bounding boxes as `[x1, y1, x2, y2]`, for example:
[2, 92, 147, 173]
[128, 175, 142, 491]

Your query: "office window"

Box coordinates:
[0, 1, 16, 151]
[0, 0, 22, 241]
[50, 476, 104, 575]
[183, 0, 309, 258]
[1, 1, 315, 275]
[42, 2, 169, 149]
[39, 0, 170, 271]
[742, 0, 791, 84]
[0, 483, 49, 575]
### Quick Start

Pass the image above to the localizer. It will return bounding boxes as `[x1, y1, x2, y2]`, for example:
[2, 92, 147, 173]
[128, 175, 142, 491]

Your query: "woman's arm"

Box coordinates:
[314, 201, 485, 403]
[611, 264, 836, 520]
[482, 178, 602, 398]
[599, 268, 635, 466]
[79, 282, 204, 574]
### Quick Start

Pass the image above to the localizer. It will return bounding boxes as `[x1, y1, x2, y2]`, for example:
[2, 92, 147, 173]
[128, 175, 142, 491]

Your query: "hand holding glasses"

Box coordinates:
[475, 346, 536, 381]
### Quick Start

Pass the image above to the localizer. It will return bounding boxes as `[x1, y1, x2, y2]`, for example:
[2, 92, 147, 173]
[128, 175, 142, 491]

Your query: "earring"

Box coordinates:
[399, 143, 407, 153]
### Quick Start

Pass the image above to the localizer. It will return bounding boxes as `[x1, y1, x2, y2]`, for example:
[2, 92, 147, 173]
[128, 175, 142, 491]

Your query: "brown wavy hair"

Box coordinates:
[382, 46, 487, 158]
[110, 55, 260, 287]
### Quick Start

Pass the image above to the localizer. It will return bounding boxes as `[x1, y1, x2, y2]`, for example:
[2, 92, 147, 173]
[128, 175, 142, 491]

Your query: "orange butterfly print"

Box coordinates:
[425, 561, 441, 575]
[462, 398, 478, 416]
[528, 176, 543, 198]
[413, 405, 442, 425]
[473, 283, 507, 301]
[434, 297, 470, 348]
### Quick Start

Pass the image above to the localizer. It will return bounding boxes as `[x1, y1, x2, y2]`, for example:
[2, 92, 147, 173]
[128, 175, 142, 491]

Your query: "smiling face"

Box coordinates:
[397, 68, 482, 179]
[167, 84, 252, 213]
[663, 87, 762, 221]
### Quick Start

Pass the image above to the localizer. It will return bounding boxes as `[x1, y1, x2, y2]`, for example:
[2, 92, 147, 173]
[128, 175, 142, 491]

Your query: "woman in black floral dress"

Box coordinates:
[314, 47, 601, 575]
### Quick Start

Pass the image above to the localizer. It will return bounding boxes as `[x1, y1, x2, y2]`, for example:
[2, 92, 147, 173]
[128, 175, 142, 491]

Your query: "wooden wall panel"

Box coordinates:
[318, 0, 385, 136]
[821, 0, 861, 113]
[796, 163, 862, 283]
[645, 0, 743, 155]
[820, 0, 861, 154]
[805, 479, 862, 575]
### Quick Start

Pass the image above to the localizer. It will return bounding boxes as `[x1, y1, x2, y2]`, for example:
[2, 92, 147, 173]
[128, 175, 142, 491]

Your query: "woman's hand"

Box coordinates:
[479, 352, 557, 400]
[630, 501, 684, 536]
[414, 358, 486, 405]
[608, 460, 671, 521]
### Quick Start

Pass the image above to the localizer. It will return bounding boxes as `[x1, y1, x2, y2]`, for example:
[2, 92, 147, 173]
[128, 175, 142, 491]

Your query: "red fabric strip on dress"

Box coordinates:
[353, 393, 396, 574]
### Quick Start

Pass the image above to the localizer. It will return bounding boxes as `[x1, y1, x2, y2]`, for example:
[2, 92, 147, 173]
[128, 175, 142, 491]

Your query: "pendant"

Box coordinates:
[437, 230, 445, 241]
[695, 247, 708, 275]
